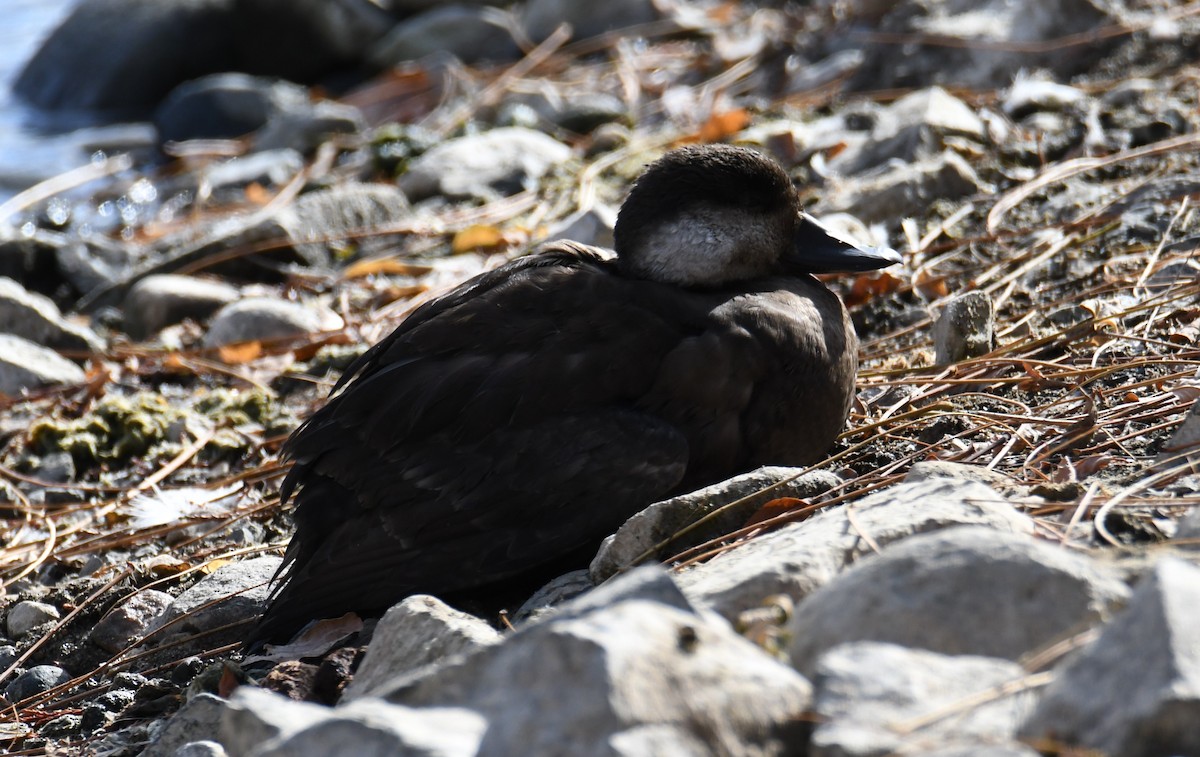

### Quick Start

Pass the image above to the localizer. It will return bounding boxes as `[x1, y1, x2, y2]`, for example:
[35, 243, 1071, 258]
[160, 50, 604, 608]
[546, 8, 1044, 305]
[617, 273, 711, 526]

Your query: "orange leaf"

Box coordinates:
[218, 340, 263, 364]
[342, 257, 433, 279]
[697, 109, 751, 143]
[452, 224, 506, 253]
[843, 271, 904, 307]
[200, 558, 233, 574]
[218, 664, 242, 697]
[914, 269, 949, 300]
[244, 182, 272, 205]
[743, 497, 805, 529]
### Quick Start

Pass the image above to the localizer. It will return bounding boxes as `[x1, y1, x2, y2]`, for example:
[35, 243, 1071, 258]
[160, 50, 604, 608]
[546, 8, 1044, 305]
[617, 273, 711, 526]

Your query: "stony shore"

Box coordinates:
[2, 0, 1200, 755]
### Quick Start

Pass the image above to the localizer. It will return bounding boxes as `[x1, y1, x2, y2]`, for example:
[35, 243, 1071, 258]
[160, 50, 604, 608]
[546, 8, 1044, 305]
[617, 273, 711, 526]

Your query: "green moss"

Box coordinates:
[29, 393, 184, 468]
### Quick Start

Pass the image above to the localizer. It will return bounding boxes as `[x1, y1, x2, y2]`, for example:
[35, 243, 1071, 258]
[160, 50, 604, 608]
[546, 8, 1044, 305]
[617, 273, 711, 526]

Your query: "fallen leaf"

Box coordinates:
[914, 269, 949, 300]
[743, 497, 805, 529]
[697, 109, 751, 143]
[843, 271, 904, 307]
[342, 257, 434, 279]
[218, 663, 243, 697]
[244, 613, 365, 664]
[218, 340, 263, 364]
[200, 558, 233, 574]
[244, 182, 272, 205]
[452, 224, 507, 253]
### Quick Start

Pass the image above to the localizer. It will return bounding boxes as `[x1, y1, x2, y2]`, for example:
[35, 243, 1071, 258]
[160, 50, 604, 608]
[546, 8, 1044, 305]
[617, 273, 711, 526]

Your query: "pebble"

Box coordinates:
[6, 599, 61, 638]
[369, 5, 520, 66]
[144, 556, 282, 651]
[520, 0, 663, 42]
[122, 274, 240, 340]
[933, 290, 995, 365]
[202, 299, 343, 348]
[89, 589, 174, 653]
[0, 334, 87, 393]
[399, 127, 572, 202]
[819, 151, 988, 223]
[0, 276, 102, 352]
[5, 665, 71, 702]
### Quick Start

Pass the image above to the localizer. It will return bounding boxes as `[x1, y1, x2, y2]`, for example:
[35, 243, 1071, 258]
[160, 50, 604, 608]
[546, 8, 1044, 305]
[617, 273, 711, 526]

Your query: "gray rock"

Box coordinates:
[0, 227, 62, 290]
[0, 276, 102, 352]
[904, 461, 1020, 492]
[0, 334, 87, 394]
[202, 298, 343, 348]
[1020, 558, 1200, 756]
[200, 150, 305, 201]
[275, 183, 411, 266]
[1002, 75, 1089, 118]
[219, 687, 334, 754]
[521, 0, 663, 42]
[811, 642, 1033, 756]
[145, 556, 282, 646]
[6, 600, 61, 638]
[541, 204, 617, 250]
[254, 697, 486, 757]
[820, 151, 988, 224]
[831, 87, 986, 175]
[370, 5, 520, 66]
[123, 274, 240, 340]
[553, 565, 696, 623]
[787, 526, 1131, 675]
[513, 569, 594, 622]
[1159, 396, 1200, 474]
[174, 742, 227, 757]
[90, 589, 174, 653]
[676, 478, 1031, 621]
[4, 665, 71, 702]
[592, 466, 843, 584]
[253, 100, 364, 154]
[343, 595, 502, 702]
[39, 713, 82, 737]
[0, 645, 17, 669]
[934, 291, 995, 365]
[15, 0, 393, 111]
[142, 694, 233, 757]
[380, 584, 812, 756]
[399, 127, 571, 202]
[54, 235, 140, 296]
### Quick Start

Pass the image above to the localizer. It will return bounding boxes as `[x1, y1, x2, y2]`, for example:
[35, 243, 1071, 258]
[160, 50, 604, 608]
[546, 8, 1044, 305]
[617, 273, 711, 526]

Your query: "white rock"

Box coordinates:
[787, 526, 1130, 675]
[0, 276, 101, 352]
[123, 274, 239, 340]
[934, 291, 995, 365]
[811, 642, 1033, 756]
[343, 595, 502, 701]
[6, 600, 61, 638]
[1020, 558, 1200, 756]
[819, 151, 989, 223]
[0, 334, 87, 393]
[89, 589, 174, 653]
[676, 477, 1031, 621]
[399, 127, 571, 201]
[203, 298, 343, 348]
[141, 694, 225, 757]
[146, 556, 282, 644]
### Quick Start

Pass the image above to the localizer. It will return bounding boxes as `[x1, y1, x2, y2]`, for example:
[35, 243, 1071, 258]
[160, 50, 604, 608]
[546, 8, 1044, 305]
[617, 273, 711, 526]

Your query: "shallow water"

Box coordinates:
[0, 0, 117, 204]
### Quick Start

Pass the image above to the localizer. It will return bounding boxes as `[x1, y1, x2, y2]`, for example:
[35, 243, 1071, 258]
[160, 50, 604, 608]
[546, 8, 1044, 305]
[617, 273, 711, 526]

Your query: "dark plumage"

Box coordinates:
[249, 144, 900, 645]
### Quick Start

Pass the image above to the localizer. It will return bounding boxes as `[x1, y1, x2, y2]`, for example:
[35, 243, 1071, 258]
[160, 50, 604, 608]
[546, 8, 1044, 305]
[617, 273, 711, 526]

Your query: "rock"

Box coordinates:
[846, 0, 1116, 92]
[89, 590, 174, 653]
[218, 686, 334, 753]
[497, 91, 629, 134]
[0, 334, 88, 394]
[934, 291, 995, 365]
[145, 556, 282, 646]
[819, 152, 988, 224]
[252, 697, 486, 757]
[787, 526, 1131, 675]
[811, 642, 1033, 756]
[7, 600, 62, 638]
[904, 461, 1020, 492]
[1002, 75, 1089, 118]
[275, 183, 411, 266]
[122, 274, 240, 340]
[54, 234, 140, 296]
[1020, 558, 1200, 756]
[343, 595, 502, 702]
[676, 477, 1032, 621]
[4, 665, 71, 702]
[39, 714, 82, 738]
[155, 73, 363, 152]
[377, 567, 811, 756]
[0, 645, 17, 669]
[0, 228, 63, 293]
[370, 5, 520, 66]
[141, 693, 226, 757]
[14, 0, 393, 111]
[0, 276, 102, 352]
[399, 127, 572, 202]
[521, 0, 663, 42]
[513, 569, 594, 622]
[831, 87, 986, 175]
[202, 298, 343, 348]
[1159, 396, 1200, 474]
[540, 204, 617, 249]
[199, 149, 305, 202]
[174, 742, 227, 757]
[592, 466, 843, 584]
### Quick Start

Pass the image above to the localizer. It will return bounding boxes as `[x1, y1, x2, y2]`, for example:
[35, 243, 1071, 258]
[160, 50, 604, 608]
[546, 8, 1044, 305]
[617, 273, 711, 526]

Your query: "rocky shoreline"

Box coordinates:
[2, 0, 1200, 755]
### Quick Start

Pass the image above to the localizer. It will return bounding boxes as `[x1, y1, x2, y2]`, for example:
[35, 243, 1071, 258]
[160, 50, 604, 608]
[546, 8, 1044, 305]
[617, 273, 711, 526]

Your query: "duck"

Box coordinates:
[248, 143, 901, 645]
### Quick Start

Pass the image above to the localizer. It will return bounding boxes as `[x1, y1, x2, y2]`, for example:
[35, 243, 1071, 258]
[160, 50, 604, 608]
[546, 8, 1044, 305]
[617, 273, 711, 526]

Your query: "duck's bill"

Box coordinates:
[790, 213, 903, 273]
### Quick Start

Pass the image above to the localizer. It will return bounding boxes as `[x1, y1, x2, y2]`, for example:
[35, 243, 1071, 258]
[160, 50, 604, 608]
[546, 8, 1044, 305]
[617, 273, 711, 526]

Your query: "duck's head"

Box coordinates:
[614, 144, 901, 287]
